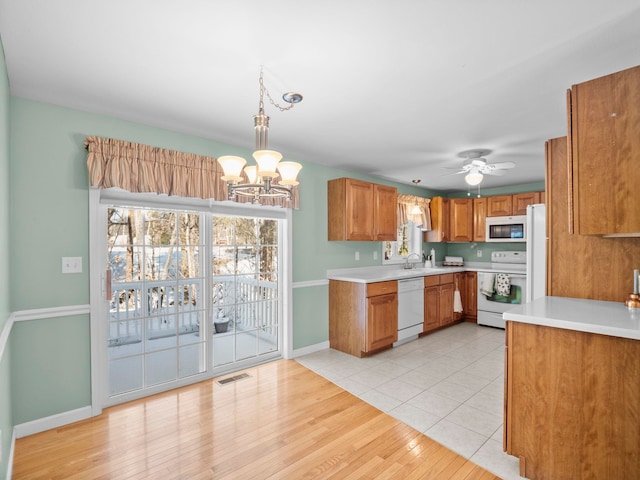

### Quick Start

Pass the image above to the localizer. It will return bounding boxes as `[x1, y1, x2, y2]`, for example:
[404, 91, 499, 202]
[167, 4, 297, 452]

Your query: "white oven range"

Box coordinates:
[477, 251, 527, 329]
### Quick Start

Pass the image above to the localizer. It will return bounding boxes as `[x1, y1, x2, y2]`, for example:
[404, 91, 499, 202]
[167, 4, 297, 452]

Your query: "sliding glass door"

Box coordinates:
[211, 216, 280, 367]
[100, 201, 284, 406]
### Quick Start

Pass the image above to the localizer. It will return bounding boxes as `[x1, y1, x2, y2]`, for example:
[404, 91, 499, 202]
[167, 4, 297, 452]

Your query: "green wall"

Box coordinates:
[0, 35, 12, 480]
[4, 80, 545, 444]
[6, 96, 436, 425]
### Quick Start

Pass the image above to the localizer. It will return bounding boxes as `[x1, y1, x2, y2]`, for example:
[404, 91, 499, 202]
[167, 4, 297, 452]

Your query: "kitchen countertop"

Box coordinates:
[326, 262, 526, 283]
[503, 296, 640, 340]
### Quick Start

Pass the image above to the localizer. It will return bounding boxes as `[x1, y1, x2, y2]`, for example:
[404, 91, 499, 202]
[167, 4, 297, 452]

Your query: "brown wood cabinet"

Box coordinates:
[449, 198, 473, 242]
[546, 136, 640, 302]
[487, 195, 513, 217]
[328, 279, 398, 357]
[425, 196, 450, 242]
[512, 192, 540, 215]
[487, 192, 543, 217]
[568, 65, 640, 235]
[423, 274, 454, 331]
[462, 271, 477, 322]
[505, 321, 640, 480]
[327, 178, 397, 241]
[472, 197, 487, 242]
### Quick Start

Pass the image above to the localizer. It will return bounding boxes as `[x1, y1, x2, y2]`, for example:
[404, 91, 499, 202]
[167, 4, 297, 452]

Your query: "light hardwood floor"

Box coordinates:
[13, 360, 501, 479]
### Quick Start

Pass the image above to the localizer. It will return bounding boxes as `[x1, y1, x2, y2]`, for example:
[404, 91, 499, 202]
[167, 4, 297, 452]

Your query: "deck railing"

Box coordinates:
[108, 276, 278, 347]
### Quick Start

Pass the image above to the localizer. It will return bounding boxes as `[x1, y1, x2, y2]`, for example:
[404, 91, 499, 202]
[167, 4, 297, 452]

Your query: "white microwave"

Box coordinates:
[485, 215, 527, 242]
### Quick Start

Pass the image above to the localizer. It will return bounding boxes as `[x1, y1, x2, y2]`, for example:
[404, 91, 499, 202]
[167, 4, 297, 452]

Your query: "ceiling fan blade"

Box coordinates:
[485, 169, 507, 176]
[490, 162, 516, 169]
[441, 170, 467, 176]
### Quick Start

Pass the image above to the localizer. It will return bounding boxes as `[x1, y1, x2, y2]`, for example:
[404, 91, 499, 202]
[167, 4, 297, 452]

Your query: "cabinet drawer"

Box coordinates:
[424, 276, 441, 287]
[367, 280, 397, 296]
[439, 273, 454, 284]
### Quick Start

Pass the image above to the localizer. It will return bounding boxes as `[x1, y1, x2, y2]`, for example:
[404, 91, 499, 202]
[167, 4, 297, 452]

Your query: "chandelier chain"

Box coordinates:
[259, 70, 297, 112]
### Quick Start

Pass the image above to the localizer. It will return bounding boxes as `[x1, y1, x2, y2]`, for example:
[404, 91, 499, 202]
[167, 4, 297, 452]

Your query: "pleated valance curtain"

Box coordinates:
[397, 194, 431, 230]
[85, 136, 299, 208]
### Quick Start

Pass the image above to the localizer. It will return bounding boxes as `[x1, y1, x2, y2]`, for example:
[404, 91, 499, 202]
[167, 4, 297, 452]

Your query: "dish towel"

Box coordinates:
[453, 287, 463, 313]
[495, 273, 511, 296]
[480, 274, 495, 297]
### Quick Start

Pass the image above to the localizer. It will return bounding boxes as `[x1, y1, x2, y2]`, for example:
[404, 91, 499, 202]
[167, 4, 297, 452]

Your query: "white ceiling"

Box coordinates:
[1, 0, 640, 192]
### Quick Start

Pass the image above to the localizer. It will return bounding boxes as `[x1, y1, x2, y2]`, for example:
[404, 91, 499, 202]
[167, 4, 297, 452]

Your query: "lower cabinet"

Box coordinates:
[463, 271, 477, 322]
[423, 274, 455, 332]
[366, 291, 398, 351]
[328, 279, 398, 357]
[505, 321, 640, 479]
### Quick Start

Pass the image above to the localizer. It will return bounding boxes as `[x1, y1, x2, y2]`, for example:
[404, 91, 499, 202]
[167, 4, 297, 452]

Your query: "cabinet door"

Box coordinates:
[374, 184, 398, 241]
[449, 198, 473, 242]
[424, 285, 440, 332]
[512, 192, 540, 215]
[345, 179, 374, 240]
[487, 195, 513, 217]
[366, 293, 398, 351]
[439, 282, 454, 326]
[570, 65, 640, 235]
[464, 272, 477, 321]
[473, 197, 487, 242]
[328, 178, 374, 241]
[425, 196, 450, 242]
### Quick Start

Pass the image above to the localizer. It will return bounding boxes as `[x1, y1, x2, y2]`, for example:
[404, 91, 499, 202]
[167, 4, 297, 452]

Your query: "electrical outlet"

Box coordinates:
[62, 256, 82, 274]
[355, 251, 360, 261]
[373, 251, 378, 260]
[477, 250, 483, 257]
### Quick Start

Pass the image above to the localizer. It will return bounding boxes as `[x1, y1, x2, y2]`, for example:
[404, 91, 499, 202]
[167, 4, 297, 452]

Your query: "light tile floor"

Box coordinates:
[296, 322, 523, 480]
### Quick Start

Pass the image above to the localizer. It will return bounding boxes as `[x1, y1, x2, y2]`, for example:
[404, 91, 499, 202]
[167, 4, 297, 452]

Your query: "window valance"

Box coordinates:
[397, 194, 431, 230]
[85, 136, 299, 208]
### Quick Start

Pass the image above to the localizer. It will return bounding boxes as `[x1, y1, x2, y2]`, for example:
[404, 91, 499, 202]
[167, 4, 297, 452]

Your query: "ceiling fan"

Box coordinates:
[445, 149, 515, 185]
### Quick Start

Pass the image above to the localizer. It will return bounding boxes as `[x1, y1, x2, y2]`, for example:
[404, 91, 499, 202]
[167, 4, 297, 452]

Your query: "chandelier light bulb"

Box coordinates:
[217, 156, 247, 182]
[277, 161, 302, 186]
[252, 149, 282, 178]
[244, 165, 259, 184]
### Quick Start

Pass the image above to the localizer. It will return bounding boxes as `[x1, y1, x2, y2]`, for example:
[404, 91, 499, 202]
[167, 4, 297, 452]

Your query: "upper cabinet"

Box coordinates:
[473, 197, 487, 242]
[487, 195, 513, 217]
[449, 198, 473, 242]
[568, 65, 640, 235]
[328, 178, 397, 241]
[487, 192, 543, 217]
[425, 196, 450, 242]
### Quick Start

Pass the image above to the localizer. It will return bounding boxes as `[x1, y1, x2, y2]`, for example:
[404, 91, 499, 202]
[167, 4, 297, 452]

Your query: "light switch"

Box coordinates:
[355, 251, 360, 261]
[62, 256, 82, 274]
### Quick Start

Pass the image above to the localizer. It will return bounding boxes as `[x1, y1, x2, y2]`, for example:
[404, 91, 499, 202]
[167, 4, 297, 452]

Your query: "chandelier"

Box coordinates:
[217, 69, 303, 203]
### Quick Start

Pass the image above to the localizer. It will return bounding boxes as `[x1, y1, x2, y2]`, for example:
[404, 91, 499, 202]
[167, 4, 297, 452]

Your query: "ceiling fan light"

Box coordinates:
[465, 171, 484, 186]
[277, 161, 302, 186]
[253, 149, 282, 178]
[217, 155, 247, 182]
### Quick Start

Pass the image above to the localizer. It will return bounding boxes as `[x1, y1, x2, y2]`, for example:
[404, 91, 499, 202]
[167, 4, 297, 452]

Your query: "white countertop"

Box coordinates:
[326, 262, 526, 283]
[503, 296, 640, 340]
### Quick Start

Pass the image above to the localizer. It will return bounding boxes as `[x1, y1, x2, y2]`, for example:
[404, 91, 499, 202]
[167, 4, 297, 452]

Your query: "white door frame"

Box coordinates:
[88, 188, 293, 416]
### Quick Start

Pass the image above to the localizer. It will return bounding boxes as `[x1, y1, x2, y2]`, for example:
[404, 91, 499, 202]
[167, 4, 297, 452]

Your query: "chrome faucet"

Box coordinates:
[403, 253, 422, 269]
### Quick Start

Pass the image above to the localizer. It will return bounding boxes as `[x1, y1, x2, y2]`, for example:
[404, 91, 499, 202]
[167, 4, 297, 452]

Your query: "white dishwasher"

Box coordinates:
[396, 277, 424, 344]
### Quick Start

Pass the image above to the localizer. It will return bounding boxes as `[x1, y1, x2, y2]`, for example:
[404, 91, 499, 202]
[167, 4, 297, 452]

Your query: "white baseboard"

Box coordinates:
[14, 405, 92, 439]
[292, 341, 329, 358]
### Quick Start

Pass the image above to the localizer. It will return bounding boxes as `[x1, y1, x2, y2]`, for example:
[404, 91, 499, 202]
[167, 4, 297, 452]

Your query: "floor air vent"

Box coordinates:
[216, 373, 250, 385]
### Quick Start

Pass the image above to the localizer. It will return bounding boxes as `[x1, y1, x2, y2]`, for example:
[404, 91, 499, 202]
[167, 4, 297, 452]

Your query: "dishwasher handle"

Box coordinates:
[398, 278, 424, 292]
